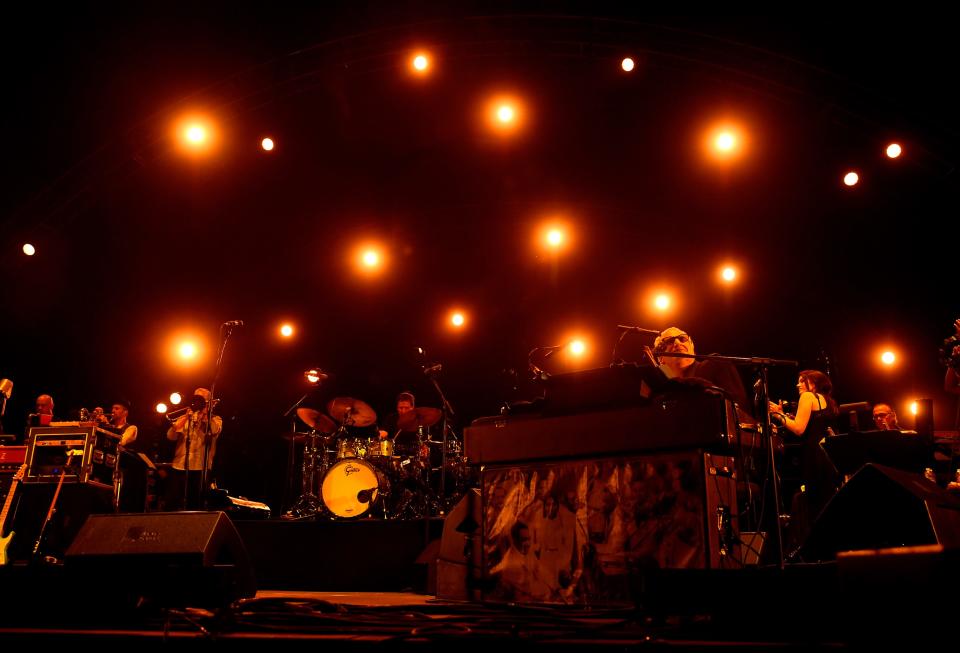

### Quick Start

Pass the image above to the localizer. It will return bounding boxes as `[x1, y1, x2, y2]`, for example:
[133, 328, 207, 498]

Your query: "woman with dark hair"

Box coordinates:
[769, 369, 839, 551]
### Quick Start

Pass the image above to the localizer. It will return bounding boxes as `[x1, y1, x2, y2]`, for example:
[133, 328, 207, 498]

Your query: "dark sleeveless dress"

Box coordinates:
[788, 394, 839, 550]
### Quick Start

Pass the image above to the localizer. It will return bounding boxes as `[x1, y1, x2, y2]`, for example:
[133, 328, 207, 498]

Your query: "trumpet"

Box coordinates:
[165, 398, 220, 420]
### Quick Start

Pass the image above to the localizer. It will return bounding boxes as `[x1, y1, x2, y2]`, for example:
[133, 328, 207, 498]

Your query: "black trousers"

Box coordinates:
[163, 469, 211, 511]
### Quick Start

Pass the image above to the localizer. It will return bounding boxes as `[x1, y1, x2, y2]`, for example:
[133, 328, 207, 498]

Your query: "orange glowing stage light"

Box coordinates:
[720, 265, 738, 284]
[279, 323, 295, 338]
[654, 293, 672, 312]
[449, 311, 467, 329]
[621, 57, 635, 72]
[909, 401, 918, 416]
[843, 171, 859, 187]
[169, 392, 182, 405]
[880, 350, 897, 366]
[173, 114, 219, 156]
[352, 242, 388, 277]
[22, 243, 35, 256]
[156, 403, 168, 414]
[410, 52, 431, 74]
[166, 331, 207, 368]
[261, 137, 275, 151]
[568, 340, 586, 357]
[703, 122, 747, 162]
[536, 219, 574, 254]
[484, 94, 527, 135]
[886, 143, 902, 159]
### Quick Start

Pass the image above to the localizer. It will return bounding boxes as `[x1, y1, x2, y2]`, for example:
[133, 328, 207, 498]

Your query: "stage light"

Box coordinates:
[621, 57, 635, 72]
[880, 351, 896, 366]
[569, 340, 586, 356]
[169, 392, 182, 405]
[280, 323, 295, 338]
[261, 137, 275, 151]
[886, 143, 902, 159]
[843, 171, 859, 187]
[156, 403, 168, 414]
[352, 242, 388, 277]
[411, 53, 430, 73]
[654, 294, 671, 311]
[362, 250, 379, 267]
[178, 342, 199, 360]
[704, 123, 746, 162]
[305, 368, 326, 385]
[484, 95, 526, 135]
[22, 243, 35, 256]
[909, 401, 918, 415]
[186, 125, 206, 144]
[450, 311, 466, 328]
[720, 266, 737, 283]
[173, 114, 218, 155]
[715, 132, 736, 152]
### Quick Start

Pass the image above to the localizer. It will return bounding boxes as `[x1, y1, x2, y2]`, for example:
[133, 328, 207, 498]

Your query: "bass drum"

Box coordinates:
[321, 458, 389, 518]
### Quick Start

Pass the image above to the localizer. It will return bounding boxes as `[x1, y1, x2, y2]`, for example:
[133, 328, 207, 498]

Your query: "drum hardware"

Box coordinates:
[282, 429, 330, 519]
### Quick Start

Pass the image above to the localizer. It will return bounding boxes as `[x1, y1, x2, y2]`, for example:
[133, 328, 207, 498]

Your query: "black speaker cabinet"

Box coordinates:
[65, 511, 256, 606]
[797, 464, 960, 562]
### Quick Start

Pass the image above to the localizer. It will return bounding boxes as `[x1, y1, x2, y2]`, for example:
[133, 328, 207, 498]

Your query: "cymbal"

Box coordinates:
[327, 397, 377, 427]
[397, 406, 442, 431]
[296, 408, 335, 433]
[280, 431, 325, 443]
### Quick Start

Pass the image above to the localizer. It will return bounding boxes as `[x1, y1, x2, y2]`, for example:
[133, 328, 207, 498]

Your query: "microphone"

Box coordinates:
[223, 320, 244, 327]
[357, 487, 377, 503]
[616, 324, 661, 335]
[423, 363, 442, 375]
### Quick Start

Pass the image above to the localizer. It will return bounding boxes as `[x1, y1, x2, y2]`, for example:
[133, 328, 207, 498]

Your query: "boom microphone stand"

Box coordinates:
[201, 320, 240, 508]
[659, 350, 797, 570]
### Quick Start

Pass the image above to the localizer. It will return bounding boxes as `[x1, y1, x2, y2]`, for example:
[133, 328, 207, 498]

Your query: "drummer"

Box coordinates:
[381, 392, 420, 456]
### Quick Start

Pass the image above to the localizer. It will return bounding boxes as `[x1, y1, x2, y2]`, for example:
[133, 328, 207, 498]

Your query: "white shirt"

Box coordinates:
[166, 414, 223, 471]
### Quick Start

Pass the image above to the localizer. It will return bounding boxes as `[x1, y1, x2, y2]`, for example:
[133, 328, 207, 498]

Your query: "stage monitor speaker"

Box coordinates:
[65, 511, 256, 606]
[797, 464, 960, 562]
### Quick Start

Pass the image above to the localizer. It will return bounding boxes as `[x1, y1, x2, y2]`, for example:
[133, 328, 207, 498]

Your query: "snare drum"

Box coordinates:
[336, 437, 370, 459]
[320, 458, 389, 518]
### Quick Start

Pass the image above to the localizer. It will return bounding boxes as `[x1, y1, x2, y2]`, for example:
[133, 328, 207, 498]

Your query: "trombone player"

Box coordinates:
[165, 387, 222, 510]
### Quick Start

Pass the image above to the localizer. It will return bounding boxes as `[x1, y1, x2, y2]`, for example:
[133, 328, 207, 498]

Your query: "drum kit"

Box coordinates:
[282, 397, 472, 520]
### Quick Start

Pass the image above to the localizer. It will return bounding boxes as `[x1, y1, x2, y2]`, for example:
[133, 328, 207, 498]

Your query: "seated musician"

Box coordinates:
[382, 391, 420, 455]
[871, 402, 904, 432]
[653, 326, 752, 418]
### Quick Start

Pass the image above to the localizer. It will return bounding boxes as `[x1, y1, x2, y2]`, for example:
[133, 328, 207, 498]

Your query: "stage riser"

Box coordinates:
[234, 518, 443, 591]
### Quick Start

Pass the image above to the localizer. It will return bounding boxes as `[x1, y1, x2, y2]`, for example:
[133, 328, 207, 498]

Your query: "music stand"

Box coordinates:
[821, 431, 934, 477]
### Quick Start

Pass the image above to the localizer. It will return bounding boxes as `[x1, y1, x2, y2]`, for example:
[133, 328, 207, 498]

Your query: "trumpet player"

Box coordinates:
[98, 399, 137, 447]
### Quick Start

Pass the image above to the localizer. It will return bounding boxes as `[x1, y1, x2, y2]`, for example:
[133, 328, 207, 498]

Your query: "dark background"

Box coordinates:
[1, 5, 957, 508]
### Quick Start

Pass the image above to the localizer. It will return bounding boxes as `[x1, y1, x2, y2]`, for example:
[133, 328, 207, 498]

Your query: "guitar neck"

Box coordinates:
[0, 477, 21, 536]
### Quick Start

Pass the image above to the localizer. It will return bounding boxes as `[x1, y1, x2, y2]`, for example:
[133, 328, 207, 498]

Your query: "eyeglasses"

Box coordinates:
[660, 334, 690, 346]
[873, 412, 893, 420]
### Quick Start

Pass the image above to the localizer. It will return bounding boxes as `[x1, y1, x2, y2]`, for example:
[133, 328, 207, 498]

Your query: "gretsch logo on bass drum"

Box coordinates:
[344, 464, 360, 476]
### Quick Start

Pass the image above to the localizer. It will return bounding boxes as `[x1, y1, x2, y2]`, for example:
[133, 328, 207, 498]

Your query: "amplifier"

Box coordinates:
[24, 426, 120, 489]
[0, 445, 27, 472]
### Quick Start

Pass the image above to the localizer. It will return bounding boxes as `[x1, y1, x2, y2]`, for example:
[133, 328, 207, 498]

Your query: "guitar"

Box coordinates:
[0, 464, 27, 565]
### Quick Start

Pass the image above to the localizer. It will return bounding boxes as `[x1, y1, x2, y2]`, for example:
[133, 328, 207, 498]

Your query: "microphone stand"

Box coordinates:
[201, 322, 235, 509]
[658, 350, 797, 570]
[282, 392, 314, 514]
[425, 367, 456, 510]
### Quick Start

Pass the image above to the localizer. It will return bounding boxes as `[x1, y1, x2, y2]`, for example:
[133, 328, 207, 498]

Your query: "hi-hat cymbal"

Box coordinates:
[296, 408, 335, 433]
[327, 397, 377, 427]
[397, 406, 442, 431]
